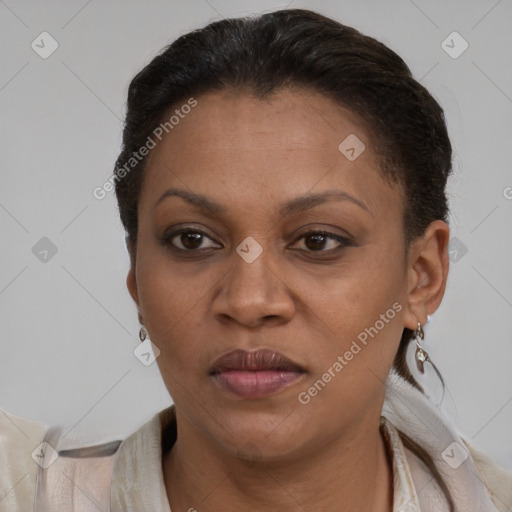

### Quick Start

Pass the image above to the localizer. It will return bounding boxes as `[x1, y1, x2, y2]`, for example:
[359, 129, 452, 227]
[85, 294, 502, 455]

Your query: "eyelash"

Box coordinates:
[160, 227, 353, 255]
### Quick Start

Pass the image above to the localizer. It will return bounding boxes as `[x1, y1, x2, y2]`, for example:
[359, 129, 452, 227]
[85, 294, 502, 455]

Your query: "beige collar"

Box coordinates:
[111, 407, 423, 511]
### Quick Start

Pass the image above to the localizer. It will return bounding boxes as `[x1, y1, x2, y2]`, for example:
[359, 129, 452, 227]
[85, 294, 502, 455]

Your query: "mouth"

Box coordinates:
[209, 348, 306, 399]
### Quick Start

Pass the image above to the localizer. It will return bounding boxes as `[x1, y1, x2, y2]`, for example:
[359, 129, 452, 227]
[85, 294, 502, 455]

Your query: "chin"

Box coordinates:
[206, 403, 316, 461]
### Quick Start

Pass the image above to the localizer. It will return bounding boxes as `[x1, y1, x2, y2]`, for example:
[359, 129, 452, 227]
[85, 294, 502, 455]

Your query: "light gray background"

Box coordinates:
[1, 0, 511, 469]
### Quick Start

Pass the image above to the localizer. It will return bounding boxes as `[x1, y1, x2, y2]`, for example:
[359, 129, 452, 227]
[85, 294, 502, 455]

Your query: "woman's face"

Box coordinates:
[128, 88, 423, 460]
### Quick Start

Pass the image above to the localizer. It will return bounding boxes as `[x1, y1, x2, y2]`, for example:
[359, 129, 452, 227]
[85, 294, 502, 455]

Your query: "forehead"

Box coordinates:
[140, 88, 400, 218]
[156, 87, 368, 152]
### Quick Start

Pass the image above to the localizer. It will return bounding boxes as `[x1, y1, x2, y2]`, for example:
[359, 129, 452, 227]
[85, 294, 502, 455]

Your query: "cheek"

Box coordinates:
[134, 251, 213, 364]
[305, 250, 406, 373]
[293, 267, 406, 424]
[311, 249, 404, 322]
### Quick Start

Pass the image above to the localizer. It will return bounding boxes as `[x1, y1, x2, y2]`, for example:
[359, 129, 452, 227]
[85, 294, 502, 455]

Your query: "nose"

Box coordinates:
[211, 246, 296, 328]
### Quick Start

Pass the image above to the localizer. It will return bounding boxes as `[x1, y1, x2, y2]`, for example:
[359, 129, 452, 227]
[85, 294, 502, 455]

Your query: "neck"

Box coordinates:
[162, 412, 393, 512]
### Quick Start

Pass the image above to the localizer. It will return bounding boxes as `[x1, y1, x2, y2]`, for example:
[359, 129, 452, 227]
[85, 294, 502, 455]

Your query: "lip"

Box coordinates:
[209, 348, 306, 399]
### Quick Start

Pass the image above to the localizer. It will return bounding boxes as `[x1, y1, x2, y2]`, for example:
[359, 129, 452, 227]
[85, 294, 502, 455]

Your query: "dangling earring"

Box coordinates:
[139, 326, 148, 342]
[414, 322, 430, 374]
[412, 321, 446, 403]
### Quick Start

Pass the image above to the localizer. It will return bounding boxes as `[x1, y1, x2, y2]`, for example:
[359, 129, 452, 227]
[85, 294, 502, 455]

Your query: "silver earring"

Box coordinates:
[139, 326, 148, 342]
[414, 322, 430, 374]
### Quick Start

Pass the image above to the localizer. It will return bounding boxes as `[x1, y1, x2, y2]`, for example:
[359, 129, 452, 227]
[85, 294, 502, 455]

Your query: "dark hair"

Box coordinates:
[114, 9, 453, 509]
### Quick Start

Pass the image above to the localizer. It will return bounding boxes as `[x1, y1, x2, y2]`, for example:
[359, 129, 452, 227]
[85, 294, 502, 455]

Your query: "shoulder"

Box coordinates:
[0, 408, 48, 511]
[463, 439, 512, 512]
[111, 406, 176, 511]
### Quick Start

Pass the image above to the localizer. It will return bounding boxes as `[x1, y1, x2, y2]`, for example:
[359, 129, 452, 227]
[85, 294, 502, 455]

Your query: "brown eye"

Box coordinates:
[304, 233, 329, 251]
[163, 229, 220, 251]
[292, 230, 352, 253]
[179, 232, 203, 250]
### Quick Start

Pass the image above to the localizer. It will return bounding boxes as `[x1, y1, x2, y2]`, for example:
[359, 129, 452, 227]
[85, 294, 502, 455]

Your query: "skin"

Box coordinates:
[127, 88, 450, 511]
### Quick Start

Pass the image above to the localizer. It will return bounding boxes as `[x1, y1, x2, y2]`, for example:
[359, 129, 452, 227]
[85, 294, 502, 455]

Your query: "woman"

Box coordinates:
[1, 8, 511, 512]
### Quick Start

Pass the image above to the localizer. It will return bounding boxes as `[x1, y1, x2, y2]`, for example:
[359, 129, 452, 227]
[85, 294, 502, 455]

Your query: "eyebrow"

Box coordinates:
[154, 187, 371, 217]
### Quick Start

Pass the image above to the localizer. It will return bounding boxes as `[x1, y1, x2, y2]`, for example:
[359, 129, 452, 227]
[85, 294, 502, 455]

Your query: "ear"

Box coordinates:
[403, 220, 450, 330]
[127, 266, 144, 325]
[126, 238, 144, 325]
